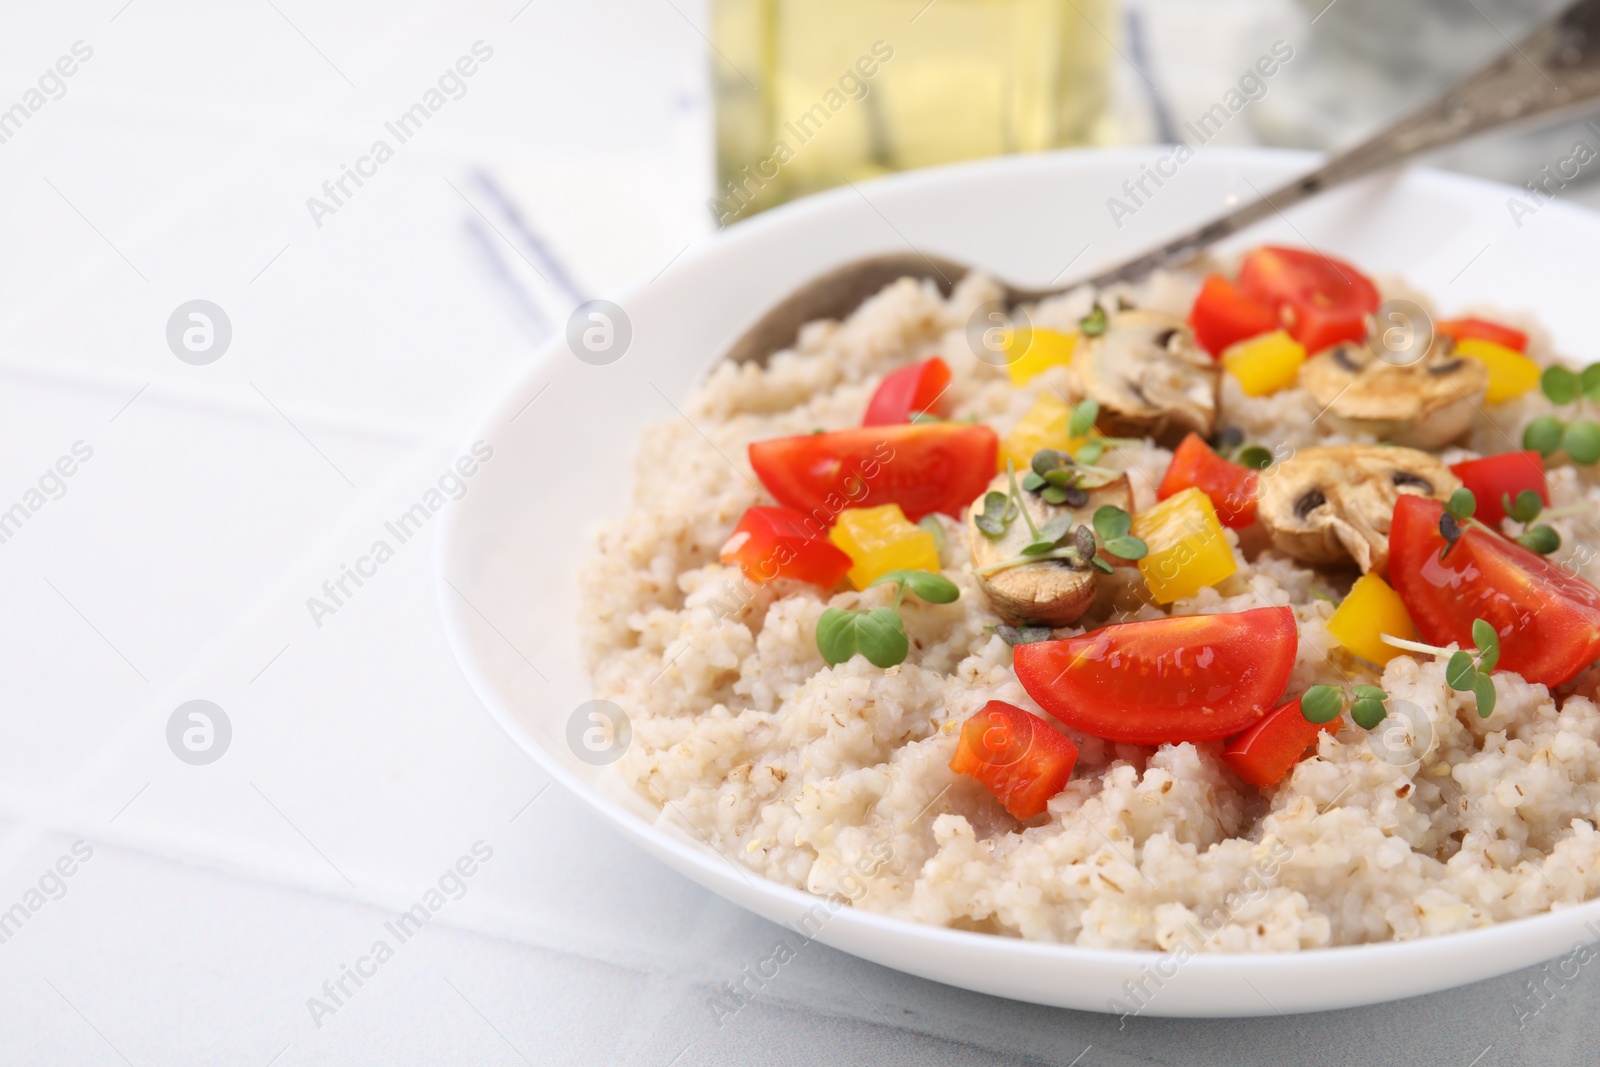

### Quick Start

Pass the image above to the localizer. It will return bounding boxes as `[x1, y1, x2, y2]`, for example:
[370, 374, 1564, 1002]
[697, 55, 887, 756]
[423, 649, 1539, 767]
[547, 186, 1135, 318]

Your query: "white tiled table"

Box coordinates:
[1, 1, 1594, 1063]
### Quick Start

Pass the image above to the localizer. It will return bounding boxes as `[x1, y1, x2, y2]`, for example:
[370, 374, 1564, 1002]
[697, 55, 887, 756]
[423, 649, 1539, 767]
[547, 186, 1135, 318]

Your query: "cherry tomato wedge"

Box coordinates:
[1448, 451, 1548, 527]
[1013, 607, 1298, 745]
[1436, 317, 1528, 354]
[863, 357, 952, 426]
[1238, 246, 1380, 354]
[1188, 274, 1278, 357]
[719, 506, 852, 587]
[948, 700, 1078, 820]
[1157, 432, 1259, 528]
[749, 423, 998, 524]
[1221, 698, 1338, 788]
[1388, 494, 1600, 687]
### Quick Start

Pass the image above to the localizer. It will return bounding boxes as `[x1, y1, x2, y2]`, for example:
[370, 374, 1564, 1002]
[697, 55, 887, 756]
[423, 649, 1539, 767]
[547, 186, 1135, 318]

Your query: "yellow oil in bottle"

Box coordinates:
[710, 0, 1116, 225]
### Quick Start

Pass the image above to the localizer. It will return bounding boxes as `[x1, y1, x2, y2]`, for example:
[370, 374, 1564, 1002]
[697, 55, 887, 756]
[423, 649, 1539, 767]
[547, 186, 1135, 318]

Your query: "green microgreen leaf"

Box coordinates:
[1351, 696, 1388, 731]
[975, 491, 1013, 538]
[1445, 650, 1477, 691]
[1020, 471, 1047, 492]
[1564, 419, 1600, 465]
[1037, 514, 1073, 544]
[1447, 489, 1477, 520]
[1079, 305, 1108, 338]
[1069, 399, 1100, 438]
[1472, 672, 1497, 717]
[1092, 556, 1114, 573]
[1092, 505, 1132, 542]
[1075, 525, 1097, 563]
[871, 569, 960, 604]
[1524, 415, 1566, 457]
[1300, 685, 1342, 724]
[918, 514, 947, 554]
[1074, 439, 1105, 465]
[1352, 685, 1388, 702]
[1583, 363, 1600, 402]
[1517, 523, 1560, 555]
[1040, 486, 1068, 505]
[1237, 445, 1274, 471]
[995, 624, 1053, 646]
[1543, 365, 1580, 405]
[816, 606, 909, 668]
[1472, 618, 1500, 672]
[1103, 536, 1148, 560]
[1031, 449, 1072, 478]
[1504, 489, 1544, 524]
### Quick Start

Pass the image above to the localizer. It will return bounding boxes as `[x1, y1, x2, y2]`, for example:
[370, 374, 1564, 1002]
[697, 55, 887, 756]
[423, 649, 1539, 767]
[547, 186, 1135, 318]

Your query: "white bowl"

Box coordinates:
[435, 147, 1600, 1016]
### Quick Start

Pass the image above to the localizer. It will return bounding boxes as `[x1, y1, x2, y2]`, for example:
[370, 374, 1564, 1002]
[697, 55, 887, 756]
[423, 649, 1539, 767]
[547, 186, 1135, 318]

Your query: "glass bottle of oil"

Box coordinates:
[710, 0, 1117, 226]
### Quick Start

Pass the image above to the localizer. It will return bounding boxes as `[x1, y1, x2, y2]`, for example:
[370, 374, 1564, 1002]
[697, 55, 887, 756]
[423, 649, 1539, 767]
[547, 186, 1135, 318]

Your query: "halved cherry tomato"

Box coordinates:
[1012, 607, 1298, 744]
[863, 357, 952, 425]
[948, 700, 1078, 820]
[1157, 432, 1259, 528]
[1238, 246, 1380, 354]
[719, 506, 852, 587]
[1188, 273, 1278, 357]
[1437, 317, 1528, 354]
[1221, 698, 1338, 788]
[1449, 451, 1548, 526]
[749, 423, 997, 524]
[1388, 494, 1600, 687]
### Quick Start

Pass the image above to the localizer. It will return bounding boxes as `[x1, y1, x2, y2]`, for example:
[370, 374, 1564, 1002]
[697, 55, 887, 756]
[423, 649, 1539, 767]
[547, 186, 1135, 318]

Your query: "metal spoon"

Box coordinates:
[723, 0, 1600, 366]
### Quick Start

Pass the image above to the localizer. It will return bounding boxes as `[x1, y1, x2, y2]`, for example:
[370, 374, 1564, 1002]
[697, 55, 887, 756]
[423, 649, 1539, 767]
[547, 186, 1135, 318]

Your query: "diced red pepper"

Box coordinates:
[863, 357, 952, 426]
[1436, 317, 1528, 354]
[719, 506, 851, 587]
[1157, 432, 1259, 528]
[1238, 246, 1380, 354]
[1188, 274, 1278, 358]
[1449, 452, 1549, 526]
[949, 700, 1078, 820]
[1221, 698, 1338, 788]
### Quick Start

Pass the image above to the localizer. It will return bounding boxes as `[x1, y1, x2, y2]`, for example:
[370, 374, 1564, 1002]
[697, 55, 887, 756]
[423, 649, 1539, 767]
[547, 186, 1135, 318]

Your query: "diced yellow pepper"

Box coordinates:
[1003, 327, 1078, 386]
[1222, 330, 1306, 397]
[828, 504, 941, 590]
[998, 394, 1091, 471]
[1129, 487, 1237, 604]
[1325, 573, 1417, 665]
[1454, 337, 1541, 403]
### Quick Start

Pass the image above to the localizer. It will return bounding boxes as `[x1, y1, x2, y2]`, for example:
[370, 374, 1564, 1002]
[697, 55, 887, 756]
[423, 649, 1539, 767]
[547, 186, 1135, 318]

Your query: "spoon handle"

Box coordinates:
[1069, 0, 1600, 292]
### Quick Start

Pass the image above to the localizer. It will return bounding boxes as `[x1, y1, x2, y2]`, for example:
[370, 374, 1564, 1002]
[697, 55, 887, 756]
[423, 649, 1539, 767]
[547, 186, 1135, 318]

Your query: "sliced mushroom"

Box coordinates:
[1257, 445, 1461, 573]
[1299, 335, 1488, 449]
[966, 470, 1134, 626]
[1072, 309, 1219, 445]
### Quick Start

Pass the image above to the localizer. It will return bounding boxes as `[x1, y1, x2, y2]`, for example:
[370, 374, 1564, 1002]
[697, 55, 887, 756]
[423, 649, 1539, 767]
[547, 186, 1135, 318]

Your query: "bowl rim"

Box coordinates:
[433, 144, 1600, 998]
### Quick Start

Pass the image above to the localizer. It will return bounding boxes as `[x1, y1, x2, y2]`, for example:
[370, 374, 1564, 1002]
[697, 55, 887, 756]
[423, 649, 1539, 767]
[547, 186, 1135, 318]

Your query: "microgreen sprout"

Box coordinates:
[974, 490, 1018, 538]
[814, 569, 960, 669]
[1498, 488, 1561, 553]
[1299, 683, 1390, 729]
[1069, 399, 1099, 438]
[1524, 362, 1600, 461]
[917, 513, 947, 553]
[1379, 617, 1500, 718]
[1438, 488, 1478, 560]
[1079, 305, 1108, 337]
[1211, 427, 1276, 471]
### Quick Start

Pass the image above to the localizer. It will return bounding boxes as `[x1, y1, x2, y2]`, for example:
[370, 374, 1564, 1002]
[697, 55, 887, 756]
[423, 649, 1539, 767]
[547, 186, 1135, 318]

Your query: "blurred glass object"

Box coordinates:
[710, 0, 1117, 224]
[1255, 0, 1578, 184]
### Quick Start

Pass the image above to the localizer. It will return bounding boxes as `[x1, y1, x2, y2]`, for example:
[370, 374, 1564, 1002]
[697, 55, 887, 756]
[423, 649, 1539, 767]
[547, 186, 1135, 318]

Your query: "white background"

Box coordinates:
[0, 0, 1594, 1063]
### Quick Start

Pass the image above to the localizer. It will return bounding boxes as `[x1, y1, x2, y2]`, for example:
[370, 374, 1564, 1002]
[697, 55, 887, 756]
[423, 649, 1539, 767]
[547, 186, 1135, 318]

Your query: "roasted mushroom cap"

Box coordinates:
[1299, 335, 1489, 449]
[1072, 309, 1219, 445]
[966, 470, 1134, 626]
[1256, 444, 1461, 573]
